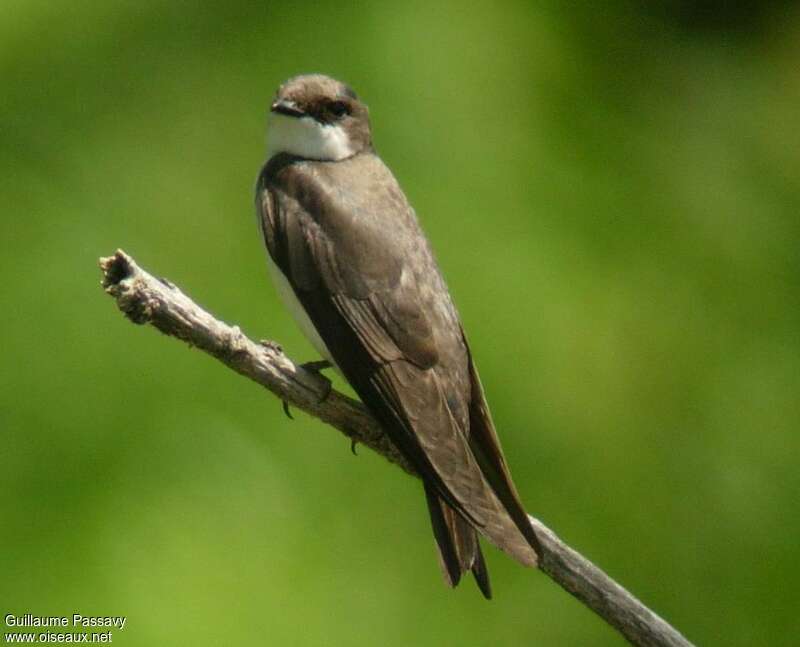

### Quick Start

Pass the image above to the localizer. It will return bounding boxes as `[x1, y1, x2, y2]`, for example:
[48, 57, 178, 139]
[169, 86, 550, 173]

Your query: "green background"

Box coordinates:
[2, 2, 799, 645]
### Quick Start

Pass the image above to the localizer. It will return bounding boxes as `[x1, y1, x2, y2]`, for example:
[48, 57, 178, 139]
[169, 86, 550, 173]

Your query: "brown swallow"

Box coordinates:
[255, 74, 540, 598]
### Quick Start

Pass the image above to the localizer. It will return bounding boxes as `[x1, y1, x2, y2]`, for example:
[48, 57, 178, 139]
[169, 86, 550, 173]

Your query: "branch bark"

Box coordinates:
[99, 250, 694, 647]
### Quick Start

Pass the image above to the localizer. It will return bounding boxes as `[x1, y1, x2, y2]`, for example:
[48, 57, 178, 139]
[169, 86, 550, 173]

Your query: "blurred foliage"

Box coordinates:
[2, 1, 799, 645]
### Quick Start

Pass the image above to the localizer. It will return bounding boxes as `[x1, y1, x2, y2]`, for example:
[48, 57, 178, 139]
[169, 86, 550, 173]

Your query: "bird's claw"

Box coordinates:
[283, 359, 333, 418]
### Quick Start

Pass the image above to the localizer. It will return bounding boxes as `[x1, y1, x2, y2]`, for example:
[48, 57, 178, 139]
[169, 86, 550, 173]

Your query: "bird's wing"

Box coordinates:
[257, 155, 538, 568]
[462, 339, 543, 557]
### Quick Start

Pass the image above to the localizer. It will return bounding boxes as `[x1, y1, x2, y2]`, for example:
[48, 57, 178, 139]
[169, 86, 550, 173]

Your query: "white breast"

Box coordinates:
[265, 253, 336, 368]
[267, 113, 353, 161]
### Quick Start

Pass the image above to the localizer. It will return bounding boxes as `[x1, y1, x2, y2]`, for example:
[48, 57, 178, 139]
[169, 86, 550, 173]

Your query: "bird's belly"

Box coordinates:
[265, 254, 337, 368]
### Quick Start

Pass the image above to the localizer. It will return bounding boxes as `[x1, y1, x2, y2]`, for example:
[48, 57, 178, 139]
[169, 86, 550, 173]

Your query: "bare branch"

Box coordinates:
[99, 250, 694, 647]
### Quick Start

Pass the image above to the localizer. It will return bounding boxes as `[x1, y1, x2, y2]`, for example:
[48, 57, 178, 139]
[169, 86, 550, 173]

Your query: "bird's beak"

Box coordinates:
[270, 99, 305, 118]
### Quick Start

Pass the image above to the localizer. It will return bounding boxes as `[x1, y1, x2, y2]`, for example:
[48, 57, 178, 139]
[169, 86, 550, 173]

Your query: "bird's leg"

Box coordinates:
[300, 359, 333, 373]
[282, 359, 333, 419]
[300, 360, 333, 404]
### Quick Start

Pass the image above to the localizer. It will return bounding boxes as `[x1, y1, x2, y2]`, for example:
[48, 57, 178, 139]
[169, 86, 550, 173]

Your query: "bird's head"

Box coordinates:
[267, 74, 372, 161]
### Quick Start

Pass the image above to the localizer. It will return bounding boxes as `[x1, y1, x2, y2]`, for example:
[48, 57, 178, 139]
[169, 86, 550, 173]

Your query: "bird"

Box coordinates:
[255, 74, 540, 598]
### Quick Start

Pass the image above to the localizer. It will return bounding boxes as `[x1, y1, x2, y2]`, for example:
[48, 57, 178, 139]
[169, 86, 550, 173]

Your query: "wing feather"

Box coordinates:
[256, 155, 539, 575]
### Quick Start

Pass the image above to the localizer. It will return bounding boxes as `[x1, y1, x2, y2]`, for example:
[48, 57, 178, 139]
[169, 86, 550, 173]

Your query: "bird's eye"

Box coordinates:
[328, 101, 349, 118]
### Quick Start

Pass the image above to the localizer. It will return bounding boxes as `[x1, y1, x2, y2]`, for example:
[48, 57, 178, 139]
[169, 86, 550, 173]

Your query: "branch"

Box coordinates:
[99, 250, 694, 647]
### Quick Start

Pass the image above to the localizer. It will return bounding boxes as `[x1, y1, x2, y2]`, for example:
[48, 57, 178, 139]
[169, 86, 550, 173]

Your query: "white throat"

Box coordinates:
[267, 113, 353, 161]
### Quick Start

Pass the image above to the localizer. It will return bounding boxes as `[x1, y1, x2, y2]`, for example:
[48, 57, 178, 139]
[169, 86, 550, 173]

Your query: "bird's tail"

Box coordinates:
[424, 481, 491, 599]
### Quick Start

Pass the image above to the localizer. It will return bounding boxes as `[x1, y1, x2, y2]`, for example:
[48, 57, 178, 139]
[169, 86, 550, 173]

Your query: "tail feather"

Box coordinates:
[470, 542, 492, 599]
[424, 481, 492, 599]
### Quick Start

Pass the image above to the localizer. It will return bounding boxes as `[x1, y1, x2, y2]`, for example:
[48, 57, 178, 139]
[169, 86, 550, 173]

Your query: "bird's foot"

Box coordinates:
[301, 359, 333, 404]
[282, 359, 333, 419]
[300, 359, 332, 373]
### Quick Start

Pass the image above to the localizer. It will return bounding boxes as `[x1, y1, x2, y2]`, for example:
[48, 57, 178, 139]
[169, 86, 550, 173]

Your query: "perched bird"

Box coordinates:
[255, 74, 540, 598]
